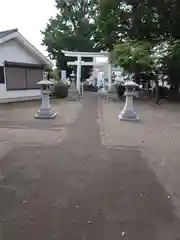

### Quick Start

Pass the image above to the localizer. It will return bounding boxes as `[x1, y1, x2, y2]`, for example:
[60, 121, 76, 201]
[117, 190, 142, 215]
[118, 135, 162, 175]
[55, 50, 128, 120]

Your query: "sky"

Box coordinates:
[0, 0, 107, 63]
[0, 0, 57, 57]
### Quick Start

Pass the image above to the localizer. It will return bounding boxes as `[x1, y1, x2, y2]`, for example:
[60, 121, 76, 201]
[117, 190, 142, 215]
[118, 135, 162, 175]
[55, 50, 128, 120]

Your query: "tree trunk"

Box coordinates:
[169, 84, 180, 101]
[148, 81, 152, 90]
[134, 71, 140, 84]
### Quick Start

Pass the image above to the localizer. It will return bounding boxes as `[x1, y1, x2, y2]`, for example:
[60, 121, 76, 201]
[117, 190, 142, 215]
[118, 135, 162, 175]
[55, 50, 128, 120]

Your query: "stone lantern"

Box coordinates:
[70, 71, 76, 83]
[107, 72, 119, 101]
[118, 80, 139, 121]
[35, 76, 57, 119]
[68, 71, 79, 100]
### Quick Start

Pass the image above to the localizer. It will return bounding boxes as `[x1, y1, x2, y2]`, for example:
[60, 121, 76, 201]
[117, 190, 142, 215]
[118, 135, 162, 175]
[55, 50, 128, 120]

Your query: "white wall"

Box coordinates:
[0, 84, 41, 103]
[92, 65, 123, 79]
[0, 39, 42, 102]
[0, 39, 40, 64]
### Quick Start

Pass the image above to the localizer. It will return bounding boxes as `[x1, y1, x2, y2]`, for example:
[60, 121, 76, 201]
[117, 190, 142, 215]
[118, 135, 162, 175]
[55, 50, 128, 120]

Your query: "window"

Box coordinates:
[26, 68, 43, 89]
[0, 66, 5, 84]
[5, 66, 43, 90]
[4, 61, 44, 90]
[6, 67, 26, 90]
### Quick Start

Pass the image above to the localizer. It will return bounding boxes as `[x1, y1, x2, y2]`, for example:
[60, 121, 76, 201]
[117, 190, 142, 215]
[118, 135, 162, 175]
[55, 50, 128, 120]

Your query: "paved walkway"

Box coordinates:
[0, 94, 180, 239]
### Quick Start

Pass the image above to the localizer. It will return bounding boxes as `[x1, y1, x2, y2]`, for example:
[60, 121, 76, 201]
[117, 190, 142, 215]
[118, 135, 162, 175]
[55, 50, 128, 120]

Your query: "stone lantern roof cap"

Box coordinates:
[37, 79, 54, 85]
[124, 80, 138, 87]
[70, 72, 76, 76]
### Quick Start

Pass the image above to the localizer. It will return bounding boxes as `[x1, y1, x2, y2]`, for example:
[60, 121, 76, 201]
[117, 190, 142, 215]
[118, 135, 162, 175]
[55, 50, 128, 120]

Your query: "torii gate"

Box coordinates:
[62, 51, 112, 93]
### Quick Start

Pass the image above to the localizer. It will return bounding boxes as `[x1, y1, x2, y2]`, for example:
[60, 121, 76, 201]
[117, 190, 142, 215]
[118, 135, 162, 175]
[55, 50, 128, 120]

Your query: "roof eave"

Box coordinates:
[0, 31, 53, 69]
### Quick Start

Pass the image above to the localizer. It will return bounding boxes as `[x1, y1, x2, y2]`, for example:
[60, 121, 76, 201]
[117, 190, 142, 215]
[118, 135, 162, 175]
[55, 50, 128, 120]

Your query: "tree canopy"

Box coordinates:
[42, 0, 180, 89]
[98, 0, 180, 88]
[42, 0, 100, 79]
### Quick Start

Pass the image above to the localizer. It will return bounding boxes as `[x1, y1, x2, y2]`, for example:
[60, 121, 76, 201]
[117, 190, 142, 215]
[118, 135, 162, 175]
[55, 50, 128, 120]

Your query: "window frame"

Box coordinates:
[0, 66, 5, 84]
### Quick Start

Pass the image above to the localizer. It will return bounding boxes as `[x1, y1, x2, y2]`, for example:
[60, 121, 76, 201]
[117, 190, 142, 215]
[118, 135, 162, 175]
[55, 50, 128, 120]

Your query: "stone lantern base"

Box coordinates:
[68, 82, 80, 101]
[35, 108, 57, 119]
[98, 87, 108, 99]
[35, 92, 57, 119]
[118, 110, 140, 121]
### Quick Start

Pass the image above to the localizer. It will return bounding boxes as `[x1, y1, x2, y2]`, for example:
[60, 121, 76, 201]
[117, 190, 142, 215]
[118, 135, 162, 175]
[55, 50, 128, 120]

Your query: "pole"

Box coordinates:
[76, 56, 81, 93]
[108, 63, 112, 91]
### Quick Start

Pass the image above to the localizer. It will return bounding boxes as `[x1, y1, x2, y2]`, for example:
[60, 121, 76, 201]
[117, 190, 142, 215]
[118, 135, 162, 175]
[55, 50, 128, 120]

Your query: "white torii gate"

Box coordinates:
[62, 51, 112, 93]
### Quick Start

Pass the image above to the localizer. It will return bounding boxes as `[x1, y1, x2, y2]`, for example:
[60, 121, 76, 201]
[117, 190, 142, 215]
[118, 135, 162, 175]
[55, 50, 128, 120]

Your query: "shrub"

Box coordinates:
[152, 86, 169, 99]
[117, 84, 125, 98]
[52, 81, 69, 98]
[84, 84, 98, 92]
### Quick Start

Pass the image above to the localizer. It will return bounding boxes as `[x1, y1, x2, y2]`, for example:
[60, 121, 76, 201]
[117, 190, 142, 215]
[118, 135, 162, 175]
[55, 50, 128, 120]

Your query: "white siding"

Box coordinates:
[0, 39, 40, 65]
[0, 84, 41, 103]
[0, 39, 42, 102]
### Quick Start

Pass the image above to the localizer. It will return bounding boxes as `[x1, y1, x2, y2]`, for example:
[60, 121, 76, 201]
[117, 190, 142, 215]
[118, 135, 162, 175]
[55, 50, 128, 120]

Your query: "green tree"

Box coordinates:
[99, 0, 180, 101]
[99, 0, 180, 42]
[95, 4, 126, 51]
[114, 40, 153, 82]
[160, 40, 180, 99]
[42, 0, 99, 79]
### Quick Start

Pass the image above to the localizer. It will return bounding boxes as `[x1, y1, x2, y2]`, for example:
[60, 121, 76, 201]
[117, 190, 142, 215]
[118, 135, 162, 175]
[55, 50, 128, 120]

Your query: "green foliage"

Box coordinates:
[48, 68, 59, 81]
[42, 0, 99, 78]
[98, 0, 180, 88]
[99, 0, 118, 8]
[114, 41, 153, 75]
[96, 1, 130, 51]
[99, 0, 180, 41]
[52, 82, 69, 98]
[42, 0, 180, 89]
[161, 40, 180, 85]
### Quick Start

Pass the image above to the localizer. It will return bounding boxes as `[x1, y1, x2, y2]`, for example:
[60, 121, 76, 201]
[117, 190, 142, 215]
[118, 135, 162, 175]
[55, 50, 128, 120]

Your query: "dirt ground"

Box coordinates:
[100, 99, 180, 215]
[0, 99, 81, 149]
[0, 95, 180, 239]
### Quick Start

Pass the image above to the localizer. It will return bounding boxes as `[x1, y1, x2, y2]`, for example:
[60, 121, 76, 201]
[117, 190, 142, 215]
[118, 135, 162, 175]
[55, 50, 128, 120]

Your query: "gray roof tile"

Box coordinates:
[0, 28, 18, 38]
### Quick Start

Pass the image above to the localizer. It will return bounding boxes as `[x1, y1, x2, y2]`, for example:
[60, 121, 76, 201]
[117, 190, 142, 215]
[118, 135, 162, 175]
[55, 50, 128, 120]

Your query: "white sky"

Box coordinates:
[0, 0, 57, 57]
[0, 0, 106, 63]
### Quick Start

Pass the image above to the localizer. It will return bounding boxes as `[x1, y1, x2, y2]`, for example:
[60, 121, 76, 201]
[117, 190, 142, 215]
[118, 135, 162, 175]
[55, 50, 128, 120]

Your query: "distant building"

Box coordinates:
[0, 28, 53, 103]
[92, 57, 123, 81]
